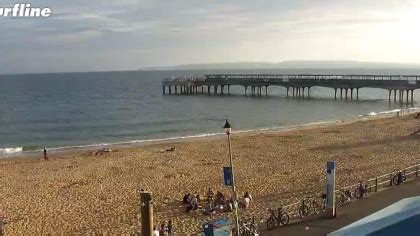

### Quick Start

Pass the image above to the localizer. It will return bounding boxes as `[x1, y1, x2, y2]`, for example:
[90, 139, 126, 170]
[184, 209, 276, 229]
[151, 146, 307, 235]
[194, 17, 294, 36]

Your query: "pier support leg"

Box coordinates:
[221, 85, 224, 95]
[169, 86, 172, 94]
[388, 90, 391, 102]
[345, 89, 348, 100]
[244, 86, 247, 96]
[201, 86, 204, 93]
[398, 90, 402, 103]
[394, 89, 397, 102]
[307, 87, 310, 98]
[293, 87, 295, 97]
[265, 86, 268, 95]
[162, 86, 166, 95]
[357, 88, 359, 100]
[287, 87, 289, 97]
[406, 90, 409, 104]
[207, 86, 210, 95]
[334, 89, 337, 100]
[214, 85, 218, 95]
[175, 86, 178, 94]
[351, 88, 354, 100]
[340, 88, 343, 100]
[411, 90, 414, 104]
[228, 85, 230, 95]
[302, 87, 305, 98]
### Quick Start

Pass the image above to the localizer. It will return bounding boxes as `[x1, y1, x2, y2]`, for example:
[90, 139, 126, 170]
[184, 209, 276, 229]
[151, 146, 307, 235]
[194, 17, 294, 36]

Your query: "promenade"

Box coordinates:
[263, 178, 420, 236]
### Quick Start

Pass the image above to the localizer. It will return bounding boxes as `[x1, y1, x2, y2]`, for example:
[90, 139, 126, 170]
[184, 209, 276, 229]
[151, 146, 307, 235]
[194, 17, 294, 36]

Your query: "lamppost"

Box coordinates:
[223, 119, 240, 236]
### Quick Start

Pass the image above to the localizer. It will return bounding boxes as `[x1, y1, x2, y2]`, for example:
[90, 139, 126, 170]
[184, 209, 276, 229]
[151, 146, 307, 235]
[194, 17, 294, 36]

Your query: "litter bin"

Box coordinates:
[203, 219, 231, 236]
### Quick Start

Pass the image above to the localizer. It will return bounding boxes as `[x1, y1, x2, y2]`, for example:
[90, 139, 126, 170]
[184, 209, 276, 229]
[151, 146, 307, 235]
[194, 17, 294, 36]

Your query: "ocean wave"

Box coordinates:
[360, 106, 420, 117]
[0, 147, 23, 155]
[2, 107, 418, 157]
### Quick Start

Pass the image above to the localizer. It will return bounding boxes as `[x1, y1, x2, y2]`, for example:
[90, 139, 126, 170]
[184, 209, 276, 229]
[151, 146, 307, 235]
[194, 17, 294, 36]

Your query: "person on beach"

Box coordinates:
[190, 194, 198, 210]
[215, 191, 225, 206]
[43, 146, 48, 161]
[243, 191, 253, 208]
[207, 188, 214, 201]
[153, 226, 160, 236]
[194, 191, 201, 202]
[167, 220, 173, 236]
[159, 223, 165, 235]
[204, 200, 215, 215]
[182, 193, 190, 205]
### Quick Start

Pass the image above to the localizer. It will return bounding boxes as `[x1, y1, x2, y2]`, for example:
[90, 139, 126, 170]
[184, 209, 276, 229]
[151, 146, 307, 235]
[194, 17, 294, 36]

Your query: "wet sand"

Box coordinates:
[0, 114, 419, 234]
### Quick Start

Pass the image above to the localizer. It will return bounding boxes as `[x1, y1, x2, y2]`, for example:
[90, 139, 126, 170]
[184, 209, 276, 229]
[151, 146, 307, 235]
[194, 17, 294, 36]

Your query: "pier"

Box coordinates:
[162, 74, 420, 104]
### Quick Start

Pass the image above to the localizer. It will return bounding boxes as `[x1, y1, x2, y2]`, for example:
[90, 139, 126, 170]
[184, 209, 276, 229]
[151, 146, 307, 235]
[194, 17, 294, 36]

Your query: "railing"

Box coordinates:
[205, 74, 420, 81]
[263, 162, 420, 232]
[163, 77, 205, 82]
[165, 162, 419, 235]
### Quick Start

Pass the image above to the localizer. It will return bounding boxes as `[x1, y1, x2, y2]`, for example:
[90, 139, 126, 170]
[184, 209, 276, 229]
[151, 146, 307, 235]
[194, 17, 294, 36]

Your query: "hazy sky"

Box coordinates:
[1, 0, 420, 74]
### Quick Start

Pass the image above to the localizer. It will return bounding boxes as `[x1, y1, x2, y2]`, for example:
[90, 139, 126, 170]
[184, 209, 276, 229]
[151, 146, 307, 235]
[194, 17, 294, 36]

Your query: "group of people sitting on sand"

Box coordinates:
[182, 188, 253, 215]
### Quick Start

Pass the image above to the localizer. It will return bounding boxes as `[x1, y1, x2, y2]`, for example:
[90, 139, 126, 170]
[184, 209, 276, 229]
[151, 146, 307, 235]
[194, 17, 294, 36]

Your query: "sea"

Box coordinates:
[1, 68, 419, 156]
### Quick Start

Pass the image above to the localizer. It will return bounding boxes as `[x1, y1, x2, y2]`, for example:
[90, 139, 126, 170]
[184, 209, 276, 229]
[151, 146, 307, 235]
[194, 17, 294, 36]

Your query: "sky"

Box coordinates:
[1, 0, 420, 74]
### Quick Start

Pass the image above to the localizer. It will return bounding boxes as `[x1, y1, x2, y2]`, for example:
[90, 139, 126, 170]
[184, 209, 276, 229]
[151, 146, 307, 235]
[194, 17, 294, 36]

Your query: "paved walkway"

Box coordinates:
[263, 178, 420, 236]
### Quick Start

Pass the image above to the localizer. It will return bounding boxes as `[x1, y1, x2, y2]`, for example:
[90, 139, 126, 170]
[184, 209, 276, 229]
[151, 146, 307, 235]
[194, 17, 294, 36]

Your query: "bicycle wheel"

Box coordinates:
[299, 205, 309, 218]
[366, 186, 372, 195]
[311, 200, 320, 214]
[393, 175, 400, 185]
[239, 227, 246, 235]
[280, 212, 290, 225]
[337, 194, 345, 206]
[354, 188, 362, 199]
[266, 216, 276, 230]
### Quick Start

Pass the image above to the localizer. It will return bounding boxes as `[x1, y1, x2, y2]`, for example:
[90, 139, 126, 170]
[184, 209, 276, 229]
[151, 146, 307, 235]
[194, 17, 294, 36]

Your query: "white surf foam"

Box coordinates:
[0, 147, 23, 156]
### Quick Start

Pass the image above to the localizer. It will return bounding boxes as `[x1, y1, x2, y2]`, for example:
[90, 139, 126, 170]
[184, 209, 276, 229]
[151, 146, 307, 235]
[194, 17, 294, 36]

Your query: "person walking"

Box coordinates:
[167, 220, 173, 236]
[43, 146, 48, 161]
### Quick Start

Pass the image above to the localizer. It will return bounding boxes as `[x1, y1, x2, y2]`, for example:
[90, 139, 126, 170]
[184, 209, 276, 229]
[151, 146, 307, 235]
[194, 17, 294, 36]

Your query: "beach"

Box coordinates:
[1, 113, 419, 234]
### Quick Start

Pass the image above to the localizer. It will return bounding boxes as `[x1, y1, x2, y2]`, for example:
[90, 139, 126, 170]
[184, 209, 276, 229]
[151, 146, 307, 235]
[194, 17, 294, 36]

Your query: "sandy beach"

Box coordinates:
[1, 113, 419, 235]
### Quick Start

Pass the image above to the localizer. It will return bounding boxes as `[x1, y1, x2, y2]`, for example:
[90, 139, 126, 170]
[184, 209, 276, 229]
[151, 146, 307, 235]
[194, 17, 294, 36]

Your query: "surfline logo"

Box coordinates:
[0, 3, 52, 18]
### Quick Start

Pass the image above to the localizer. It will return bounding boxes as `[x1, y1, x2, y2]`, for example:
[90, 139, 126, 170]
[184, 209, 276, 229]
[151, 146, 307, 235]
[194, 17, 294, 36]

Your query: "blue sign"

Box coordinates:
[327, 161, 336, 170]
[203, 219, 231, 236]
[223, 167, 232, 186]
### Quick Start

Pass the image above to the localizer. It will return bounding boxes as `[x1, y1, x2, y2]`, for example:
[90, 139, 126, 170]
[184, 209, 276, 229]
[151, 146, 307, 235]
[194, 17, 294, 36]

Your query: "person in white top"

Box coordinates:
[244, 191, 253, 209]
[153, 226, 160, 236]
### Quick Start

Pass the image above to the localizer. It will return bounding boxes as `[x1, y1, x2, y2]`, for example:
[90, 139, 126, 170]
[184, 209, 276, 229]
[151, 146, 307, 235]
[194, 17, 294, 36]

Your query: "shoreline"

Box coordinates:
[1, 106, 418, 161]
[1, 108, 420, 234]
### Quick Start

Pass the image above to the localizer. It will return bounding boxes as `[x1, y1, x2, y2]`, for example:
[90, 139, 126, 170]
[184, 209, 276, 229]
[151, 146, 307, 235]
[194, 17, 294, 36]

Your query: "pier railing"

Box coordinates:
[205, 74, 420, 81]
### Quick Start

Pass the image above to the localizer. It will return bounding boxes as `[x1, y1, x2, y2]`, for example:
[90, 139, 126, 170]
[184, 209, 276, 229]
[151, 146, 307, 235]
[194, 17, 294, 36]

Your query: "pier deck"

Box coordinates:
[162, 74, 420, 104]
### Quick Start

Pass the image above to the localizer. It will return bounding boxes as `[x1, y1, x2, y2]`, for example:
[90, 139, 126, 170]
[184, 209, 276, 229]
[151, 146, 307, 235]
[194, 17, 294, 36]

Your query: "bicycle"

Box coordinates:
[242, 217, 258, 235]
[354, 181, 371, 199]
[298, 197, 322, 218]
[393, 170, 407, 185]
[232, 217, 259, 236]
[336, 189, 354, 206]
[266, 207, 290, 230]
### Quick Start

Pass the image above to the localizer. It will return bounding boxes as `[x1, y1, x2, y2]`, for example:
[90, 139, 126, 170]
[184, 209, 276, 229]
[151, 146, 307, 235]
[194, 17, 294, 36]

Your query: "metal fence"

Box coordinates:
[263, 162, 420, 232]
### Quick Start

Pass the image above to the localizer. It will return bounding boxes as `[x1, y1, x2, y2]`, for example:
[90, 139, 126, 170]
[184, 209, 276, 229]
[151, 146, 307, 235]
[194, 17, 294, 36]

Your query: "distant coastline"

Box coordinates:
[140, 60, 420, 71]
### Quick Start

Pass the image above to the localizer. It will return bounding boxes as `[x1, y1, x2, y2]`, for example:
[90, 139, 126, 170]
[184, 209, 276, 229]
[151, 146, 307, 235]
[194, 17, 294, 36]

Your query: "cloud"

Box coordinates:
[0, 0, 419, 74]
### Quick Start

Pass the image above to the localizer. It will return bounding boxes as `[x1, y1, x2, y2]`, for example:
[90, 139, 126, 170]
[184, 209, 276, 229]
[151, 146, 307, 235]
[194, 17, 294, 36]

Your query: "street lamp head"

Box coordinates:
[223, 119, 232, 134]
